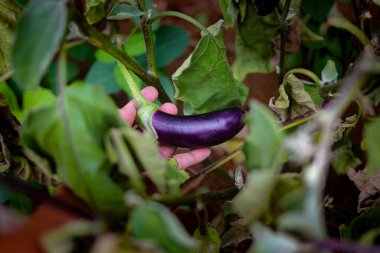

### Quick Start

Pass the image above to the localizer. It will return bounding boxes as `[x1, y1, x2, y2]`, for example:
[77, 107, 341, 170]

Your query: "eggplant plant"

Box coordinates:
[0, 0, 380, 252]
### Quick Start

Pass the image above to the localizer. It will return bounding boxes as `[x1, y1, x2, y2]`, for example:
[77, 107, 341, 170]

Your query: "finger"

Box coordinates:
[159, 145, 176, 158]
[173, 148, 211, 169]
[159, 102, 178, 115]
[119, 86, 158, 125]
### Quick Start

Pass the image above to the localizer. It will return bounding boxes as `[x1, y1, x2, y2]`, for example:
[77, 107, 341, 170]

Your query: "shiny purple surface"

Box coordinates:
[152, 107, 245, 148]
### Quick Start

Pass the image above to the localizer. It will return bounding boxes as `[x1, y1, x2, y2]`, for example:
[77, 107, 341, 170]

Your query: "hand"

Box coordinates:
[119, 86, 211, 169]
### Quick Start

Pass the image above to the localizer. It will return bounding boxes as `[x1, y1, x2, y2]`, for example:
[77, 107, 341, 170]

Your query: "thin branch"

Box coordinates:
[0, 69, 14, 83]
[137, 0, 158, 77]
[72, 10, 170, 103]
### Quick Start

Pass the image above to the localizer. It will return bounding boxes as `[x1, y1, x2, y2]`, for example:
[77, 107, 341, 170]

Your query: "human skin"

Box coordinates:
[119, 86, 211, 169]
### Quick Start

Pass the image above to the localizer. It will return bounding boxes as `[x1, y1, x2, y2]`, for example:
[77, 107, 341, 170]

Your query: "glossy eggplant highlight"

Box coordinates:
[152, 107, 245, 148]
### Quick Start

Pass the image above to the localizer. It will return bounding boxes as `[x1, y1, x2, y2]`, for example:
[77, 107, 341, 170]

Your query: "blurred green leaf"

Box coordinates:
[331, 140, 361, 175]
[302, 0, 334, 21]
[155, 25, 190, 68]
[243, 101, 284, 170]
[321, 60, 338, 84]
[193, 227, 221, 253]
[249, 224, 302, 253]
[364, 117, 380, 173]
[85, 0, 106, 24]
[0, 82, 19, 112]
[9, 193, 33, 214]
[85, 61, 121, 94]
[300, 21, 324, 43]
[328, 16, 370, 46]
[0, 0, 22, 74]
[269, 74, 317, 122]
[304, 83, 323, 105]
[21, 85, 126, 216]
[130, 201, 198, 253]
[219, 0, 238, 28]
[107, 3, 143, 20]
[351, 206, 380, 240]
[12, 0, 67, 90]
[232, 1, 279, 80]
[172, 20, 247, 113]
[125, 33, 147, 57]
[234, 170, 276, 223]
[23, 87, 56, 111]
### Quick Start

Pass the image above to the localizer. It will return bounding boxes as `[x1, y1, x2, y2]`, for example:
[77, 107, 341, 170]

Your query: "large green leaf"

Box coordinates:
[0, 0, 22, 74]
[155, 25, 190, 68]
[364, 117, 380, 173]
[243, 101, 284, 170]
[12, 0, 67, 90]
[232, 1, 279, 80]
[130, 201, 198, 253]
[21, 85, 126, 216]
[172, 20, 247, 113]
[107, 3, 143, 20]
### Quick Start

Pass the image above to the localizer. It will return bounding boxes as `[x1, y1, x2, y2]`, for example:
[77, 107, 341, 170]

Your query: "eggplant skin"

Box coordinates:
[152, 108, 245, 148]
[253, 0, 280, 16]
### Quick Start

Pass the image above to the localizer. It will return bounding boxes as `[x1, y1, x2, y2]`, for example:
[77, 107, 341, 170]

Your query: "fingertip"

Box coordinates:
[174, 148, 211, 169]
[160, 102, 178, 115]
[119, 106, 136, 125]
[141, 86, 158, 102]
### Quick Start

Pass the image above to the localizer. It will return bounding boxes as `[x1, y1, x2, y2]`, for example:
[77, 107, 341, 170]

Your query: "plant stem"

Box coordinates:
[57, 49, 67, 97]
[0, 69, 14, 83]
[72, 11, 170, 102]
[284, 68, 321, 88]
[277, 0, 292, 83]
[137, 0, 158, 77]
[153, 187, 239, 206]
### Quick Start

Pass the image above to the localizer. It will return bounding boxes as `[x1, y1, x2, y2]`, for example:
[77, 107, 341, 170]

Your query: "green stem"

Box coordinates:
[277, 0, 292, 82]
[149, 11, 222, 54]
[137, 0, 158, 77]
[284, 68, 322, 88]
[0, 69, 14, 83]
[57, 49, 67, 97]
[72, 10, 170, 102]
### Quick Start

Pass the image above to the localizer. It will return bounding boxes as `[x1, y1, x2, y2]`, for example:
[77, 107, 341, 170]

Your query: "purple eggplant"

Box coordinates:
[253, 0, 281, 16]
[152, 107, 245, 148]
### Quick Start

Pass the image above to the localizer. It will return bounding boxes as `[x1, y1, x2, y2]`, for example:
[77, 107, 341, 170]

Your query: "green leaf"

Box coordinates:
[85, 0, 106, 25]
[130, 201, 198, 253]
[249, 224, 302, 253]
[302, 0, 334, 21]
[124, 33, 147, 57]
[107, 3, 143, 20]
[300, 21, 324, 43]
[155, 25, 190, 68]
[232, 2, 279, 80]
[269, 74, 317, 122]
[219, 0, 238, 28]
[23, 88, 56, 111]
[12, 0, 67, 90]
[304, 83, 323, 105]
[21, 85, 126, 217]
[193, 227, 221, 253]
[172, 20, 247, 113]
[364, 117, 380, 173]
[0, 82, 19, 112]
[9, 193, 33, 214]
[116, 127, 168, 194]
[0, 0, 22, 74]
[351, 206, 380, 240]
[85, 61, 121, 94]
[233, 170, 276, 224]
[243, 101, 284, 170]
[321, 60, 338, 84]
[331, 140, 361, 175]
[375, 0, 380, 6]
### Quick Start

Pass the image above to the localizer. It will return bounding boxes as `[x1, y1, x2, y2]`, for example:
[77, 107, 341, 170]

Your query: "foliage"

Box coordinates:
[0, 0, 380, 252]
